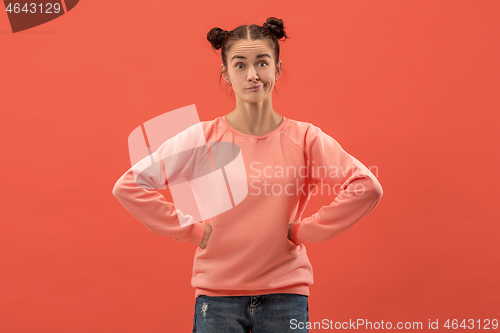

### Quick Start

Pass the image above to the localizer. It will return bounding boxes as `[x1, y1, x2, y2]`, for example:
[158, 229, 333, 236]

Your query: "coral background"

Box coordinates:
[1, 0, 499, 332]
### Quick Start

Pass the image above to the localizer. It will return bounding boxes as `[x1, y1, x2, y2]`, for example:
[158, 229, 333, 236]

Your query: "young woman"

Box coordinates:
[113, 17, 383, 333]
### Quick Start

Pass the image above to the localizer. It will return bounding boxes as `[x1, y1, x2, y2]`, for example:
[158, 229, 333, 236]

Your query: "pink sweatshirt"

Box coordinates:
[112, 115, 383, 298]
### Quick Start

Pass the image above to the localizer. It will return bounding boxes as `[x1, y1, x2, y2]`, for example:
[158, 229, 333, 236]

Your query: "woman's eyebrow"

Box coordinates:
[231, 54, 271, 61]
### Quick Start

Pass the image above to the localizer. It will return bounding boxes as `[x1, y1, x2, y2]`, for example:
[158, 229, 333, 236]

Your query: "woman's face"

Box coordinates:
[222, 39, 281, 103]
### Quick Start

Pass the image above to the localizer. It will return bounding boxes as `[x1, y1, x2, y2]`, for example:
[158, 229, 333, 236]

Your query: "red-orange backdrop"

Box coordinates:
[1, 1, 499, 332]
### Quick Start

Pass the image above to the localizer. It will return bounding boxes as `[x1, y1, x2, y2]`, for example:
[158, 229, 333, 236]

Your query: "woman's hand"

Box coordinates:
[288, 222, 296, 242]
[198, 223, 213, 249]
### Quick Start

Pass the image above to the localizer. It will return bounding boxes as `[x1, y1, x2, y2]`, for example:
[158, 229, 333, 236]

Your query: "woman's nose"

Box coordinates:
[247, 66, 259, 80]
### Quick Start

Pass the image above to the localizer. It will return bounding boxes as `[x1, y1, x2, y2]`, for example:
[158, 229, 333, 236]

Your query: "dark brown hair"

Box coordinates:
[207, 17, 289, 95]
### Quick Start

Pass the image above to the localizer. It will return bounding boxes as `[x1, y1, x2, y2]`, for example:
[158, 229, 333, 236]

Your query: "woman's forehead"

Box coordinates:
[228, 40, 273, 59]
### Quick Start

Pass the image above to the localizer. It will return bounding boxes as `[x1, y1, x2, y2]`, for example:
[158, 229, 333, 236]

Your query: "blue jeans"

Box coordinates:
[192, 293, 309, 333]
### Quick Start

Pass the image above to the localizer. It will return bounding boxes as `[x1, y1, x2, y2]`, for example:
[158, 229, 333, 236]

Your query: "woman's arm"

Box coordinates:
[112, 134, 206, 247]
[289, 125, 383, 245]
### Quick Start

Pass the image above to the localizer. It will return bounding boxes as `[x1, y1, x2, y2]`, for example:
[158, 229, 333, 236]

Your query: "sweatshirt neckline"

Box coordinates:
[221, 114, 288, 140]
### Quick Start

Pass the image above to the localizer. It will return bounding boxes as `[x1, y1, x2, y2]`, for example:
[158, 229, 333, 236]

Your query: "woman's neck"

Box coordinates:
[225, 107, 283, 136]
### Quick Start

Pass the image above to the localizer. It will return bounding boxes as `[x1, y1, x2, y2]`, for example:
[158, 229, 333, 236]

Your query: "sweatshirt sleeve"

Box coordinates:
[112, 135, 206, 247]
[289, 124, 383, 244]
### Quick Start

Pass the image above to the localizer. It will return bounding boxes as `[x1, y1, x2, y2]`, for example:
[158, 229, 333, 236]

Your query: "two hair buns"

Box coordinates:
[207, 17, 287, 51]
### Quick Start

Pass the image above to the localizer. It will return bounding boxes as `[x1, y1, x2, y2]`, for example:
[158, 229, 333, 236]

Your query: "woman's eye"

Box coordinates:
[236, 62, 267, 69]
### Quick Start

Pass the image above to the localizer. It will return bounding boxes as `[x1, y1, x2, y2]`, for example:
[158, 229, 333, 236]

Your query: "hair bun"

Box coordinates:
[263, 17, 288, 40]
[207, 27, 228, 50]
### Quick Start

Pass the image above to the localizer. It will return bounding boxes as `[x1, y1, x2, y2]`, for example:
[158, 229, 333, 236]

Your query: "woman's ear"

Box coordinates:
[221, 63, 229, 81]
[276, 60, 282, 78]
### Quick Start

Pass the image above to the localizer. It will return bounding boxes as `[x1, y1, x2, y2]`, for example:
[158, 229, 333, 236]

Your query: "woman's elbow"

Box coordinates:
[359, 175, 383, 200]
[112, 179, 125, 200]
[371, 177, 383, 200]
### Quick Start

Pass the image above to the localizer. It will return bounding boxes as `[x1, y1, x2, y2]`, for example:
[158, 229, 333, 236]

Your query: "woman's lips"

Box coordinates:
[247, 85, 263, 90]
